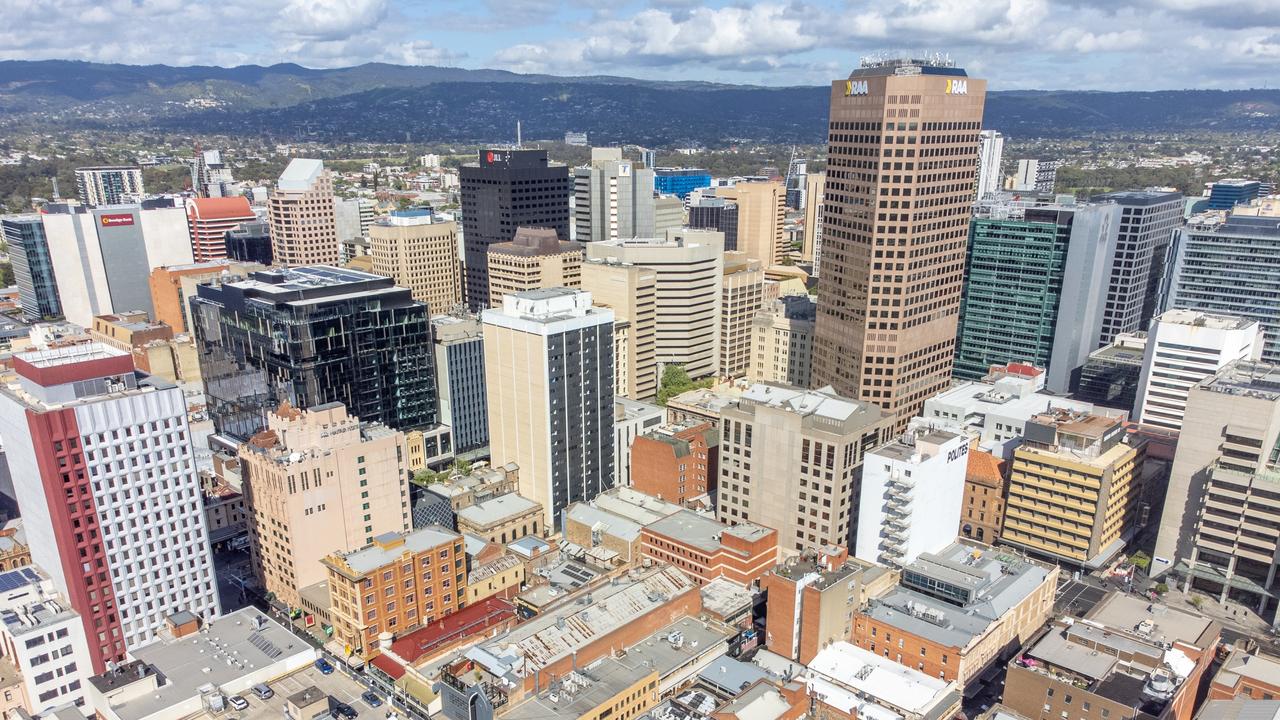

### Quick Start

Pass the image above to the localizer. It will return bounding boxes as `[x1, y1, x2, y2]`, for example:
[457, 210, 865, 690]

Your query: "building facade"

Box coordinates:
[580, 260, 658, 400]
[186, 196, 257, 262]
[573, 148, 656, 243]
[1092, 190, 1185, 347]
[0, 344, 220, 672]
[586, 229, 724, 379]
[715, 182, 786, 267]
[483, 289, 615, 527]
[460, 149, 571, 310]
[431, 315, 489, 454]
[720, 253, 765, 379]
[718, 383, 892, 552]
[368, 212, 463, 315]
[1134, 310, 1261, 432]
[148, 260, 263, 335]
[749, 295, 816, 387]
[975, 129, 1004, 199]
[1151, 361, 1280, 619]
[812, 57, 987, 429]
[688, 197, 739, 251]
[855, 423, 968, 567]
[653, 168, 711, 199]
[1, 216, 61, 322]
[191, 266, 438, 442]
[630, 422, 718, 506]
[240, 403, 411, 609]
[75, 166, 144, 206]
[0, 567, 94, 714]
[486, 227, 583, 308]
[1001, 409, 1144, 568]
[954, 195, 1120, 392]
[323, 527, 465, 658]
[268, 159, 339, 267]
[1168, 210, 1280, 363]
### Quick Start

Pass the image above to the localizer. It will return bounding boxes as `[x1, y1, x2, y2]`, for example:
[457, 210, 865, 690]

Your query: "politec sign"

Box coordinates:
[99, 213, 136, 227]
[844, 80, 869, 96]
[946, 79, 968, 95]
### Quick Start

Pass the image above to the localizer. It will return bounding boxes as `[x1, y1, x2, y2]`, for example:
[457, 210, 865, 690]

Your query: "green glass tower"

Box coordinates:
[954, 196, 1120, 393]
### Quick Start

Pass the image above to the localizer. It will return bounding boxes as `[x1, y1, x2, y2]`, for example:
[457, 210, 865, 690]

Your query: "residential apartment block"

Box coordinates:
[268, 159, 339, 266]
[630, 421, 718, 507]
[748, 294, 816, 387]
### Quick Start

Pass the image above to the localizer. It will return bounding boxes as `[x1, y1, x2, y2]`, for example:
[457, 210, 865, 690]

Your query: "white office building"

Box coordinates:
[856, 423, 969, 568]
[0, 566, 94, 715]
[1134, 309, 1262, 431]
[0, 344, 220, 673]
[976, 130, 1004, 199]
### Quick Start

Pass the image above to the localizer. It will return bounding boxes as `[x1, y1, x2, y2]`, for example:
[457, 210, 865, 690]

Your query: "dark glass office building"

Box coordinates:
[687, 197, 739, 251]
[224, 220, 274, 266]
[1, 215, 62, 321]
[431, 315, 489, 454]
[191, 266, 438, 441]
[460, 149, 571, 310]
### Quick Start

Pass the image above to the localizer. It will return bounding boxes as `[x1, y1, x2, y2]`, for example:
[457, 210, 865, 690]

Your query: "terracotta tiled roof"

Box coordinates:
[966, 449, 1007, 486]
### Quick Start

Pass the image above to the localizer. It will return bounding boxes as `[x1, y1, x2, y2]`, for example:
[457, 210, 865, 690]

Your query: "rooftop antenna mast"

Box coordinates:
[517, 120, 522, 149]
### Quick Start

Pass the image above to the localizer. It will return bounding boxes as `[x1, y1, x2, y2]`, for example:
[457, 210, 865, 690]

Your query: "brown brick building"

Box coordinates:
[640, 509, 777, 586]
[322, 526, 466, 658]
[630, 422, 718, 506]
[1209, 648, 1280, 701]
[959, 447, 1007, 545]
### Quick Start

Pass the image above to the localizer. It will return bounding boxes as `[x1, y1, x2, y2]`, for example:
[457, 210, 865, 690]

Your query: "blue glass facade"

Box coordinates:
[443, 335, 488, 453]
[1207, 179, 1260, 210]
[654, 168, 712, 199]
[2, 216, 62, 321]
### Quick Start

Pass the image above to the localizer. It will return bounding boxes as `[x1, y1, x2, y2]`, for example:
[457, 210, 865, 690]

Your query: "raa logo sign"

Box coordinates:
[945, 79, 968, 95]
[844, 80, 869, 96]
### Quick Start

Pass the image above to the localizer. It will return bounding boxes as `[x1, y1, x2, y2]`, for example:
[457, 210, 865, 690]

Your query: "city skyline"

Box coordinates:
[3, 0, 1278, 91]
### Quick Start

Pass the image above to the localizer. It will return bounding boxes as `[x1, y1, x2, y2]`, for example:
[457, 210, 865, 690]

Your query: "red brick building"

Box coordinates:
[640, 509, 777, 585]
[1209, 648, 1280, 701]
[630, 422, 718, 506]
[959, 448, 1007, 545]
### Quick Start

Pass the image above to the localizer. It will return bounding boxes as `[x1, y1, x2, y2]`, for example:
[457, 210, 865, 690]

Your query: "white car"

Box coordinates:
[228, 696, 249, 711]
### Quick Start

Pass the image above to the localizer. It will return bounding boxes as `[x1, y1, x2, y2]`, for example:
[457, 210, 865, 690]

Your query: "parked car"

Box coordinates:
[333, 702, 357, 719]
[315, 658, 335, 675]
[252, 684, 274, 700]
[360, 692, 382, 708]
[228, 695, 249, 711]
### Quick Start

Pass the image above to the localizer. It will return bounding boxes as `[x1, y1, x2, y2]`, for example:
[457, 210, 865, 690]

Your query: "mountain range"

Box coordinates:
[1, 60, 1277, 144]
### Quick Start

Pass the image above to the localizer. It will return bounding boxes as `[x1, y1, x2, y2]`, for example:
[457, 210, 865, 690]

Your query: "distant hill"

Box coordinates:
[0, 60, 1276, 143]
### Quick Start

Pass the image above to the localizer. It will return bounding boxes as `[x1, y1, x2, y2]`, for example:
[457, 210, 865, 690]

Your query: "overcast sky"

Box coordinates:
[5, 0, 1279, 90]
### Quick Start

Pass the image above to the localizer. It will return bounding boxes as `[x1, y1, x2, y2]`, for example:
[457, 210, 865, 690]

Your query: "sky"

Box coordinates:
[4, 0, 1280, 90]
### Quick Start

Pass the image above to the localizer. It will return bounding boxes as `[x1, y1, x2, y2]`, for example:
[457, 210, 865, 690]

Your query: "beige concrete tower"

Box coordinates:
[802, 171, 825, 264]
[486, 227, 583, 307]
[368, 213, 463, 314]
[239, 402, 410, 609]
[812, 57, 986, 429]
[720, 252, 765, 378]
[581, 259, 659, 400]
[717, 181, 786, 266]
[268, 158, 339, 266]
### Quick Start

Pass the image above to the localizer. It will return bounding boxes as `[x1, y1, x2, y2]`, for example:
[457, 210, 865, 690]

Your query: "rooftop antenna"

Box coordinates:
[517, 120, 522, 149]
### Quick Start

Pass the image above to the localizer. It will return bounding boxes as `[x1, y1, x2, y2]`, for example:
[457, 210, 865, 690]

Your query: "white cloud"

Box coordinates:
[279, 0, 389, 40]
[1050, 28, 1146, 53]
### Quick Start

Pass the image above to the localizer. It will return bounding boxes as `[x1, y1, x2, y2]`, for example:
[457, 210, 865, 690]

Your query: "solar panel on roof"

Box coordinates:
[0, 567, 40, 593]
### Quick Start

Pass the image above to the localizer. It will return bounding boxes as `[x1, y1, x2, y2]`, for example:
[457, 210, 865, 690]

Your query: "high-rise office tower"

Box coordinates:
[1092, 190, 1184, 347]
[1150, 361, 1280, 612]
[574, 148, 656, 243]
[581, 259, 658, 400]
[460, 149, 571, 310]
[482, 288, 615, 526]
[975, 130, 1004, 199]
[186, 196, 257, 262]
[749, 295, 817, 387]
[190, 149, 235, 198]
[687, 197, 739, 251]
[720, 253, 765, 378]
[2, 215, 62, 321]
[1168, 210, 1280, 362]
[40, 199, 194, 327]
[586, 229, 725, 379]
[75, 166, 144, 206]
[268, 158, 339, 266]
[368, 211, 463, 314]
[954, 194, 1120, 392]
[0, 343, 220, 672]
[1133, 310, 1261, 432]
[718, 383, 891, 552]
[812, 57, 987, 428]
[801, 171, 825, 266]
[1001, 408, 1143, 567]
[716, 181, 786, 266]
[191, 266, 437, 442]
[431, 315, 489, 454]
[225, 219, 273, 266]
[486, 227, 583, 308]
[1010, 159, 1059, 193]
[1206, 178, 1261, 210]
[239, 402, 410, 609]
